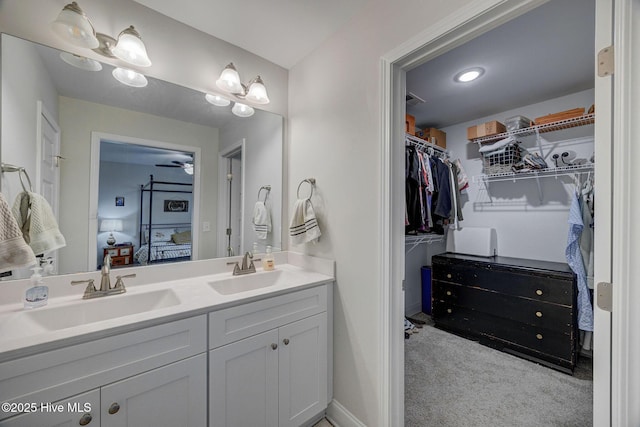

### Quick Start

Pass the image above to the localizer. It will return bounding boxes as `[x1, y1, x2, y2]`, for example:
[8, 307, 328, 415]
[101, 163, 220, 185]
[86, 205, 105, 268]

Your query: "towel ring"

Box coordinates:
[297, 178, 316, 200]
[258, 185, 271, 203]
[1, 163, 33, 192]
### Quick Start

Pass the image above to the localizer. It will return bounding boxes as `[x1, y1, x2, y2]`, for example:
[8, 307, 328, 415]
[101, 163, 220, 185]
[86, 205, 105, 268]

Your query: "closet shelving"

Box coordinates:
[471, 113, 595, 201]
[406, 133, 447, 156]
[469, 113, 595, 145]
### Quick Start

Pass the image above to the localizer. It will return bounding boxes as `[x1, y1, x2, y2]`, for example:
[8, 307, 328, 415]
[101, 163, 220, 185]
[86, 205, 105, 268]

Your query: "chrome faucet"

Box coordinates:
[227, 251, 261, 276]
[71, 254, 136, 299]
[100, 254, 112, 292]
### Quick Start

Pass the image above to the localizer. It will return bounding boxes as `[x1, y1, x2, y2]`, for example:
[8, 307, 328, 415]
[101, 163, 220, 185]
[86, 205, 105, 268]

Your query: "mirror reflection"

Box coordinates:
[1, 33, 283, 280]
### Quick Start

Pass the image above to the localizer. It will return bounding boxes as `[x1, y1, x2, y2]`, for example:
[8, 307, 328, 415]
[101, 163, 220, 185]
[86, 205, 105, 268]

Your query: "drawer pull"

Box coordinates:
[271, 343, 278, 350]
[535, 311, 543, 318]
[447, 308, 452, 314]
[535, 289, 543, 296]
[446, 274, 452, 279]
[446, 291, 452, 296]
[283, 338, 290, 345]
[79, 413, 93, 425]
[536, 334, 543, 340]
[108, 403, 120, 415]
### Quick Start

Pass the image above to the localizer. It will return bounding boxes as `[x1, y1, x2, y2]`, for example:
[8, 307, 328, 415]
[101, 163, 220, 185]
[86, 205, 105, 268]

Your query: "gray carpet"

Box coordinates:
[405, 317, 592, 427]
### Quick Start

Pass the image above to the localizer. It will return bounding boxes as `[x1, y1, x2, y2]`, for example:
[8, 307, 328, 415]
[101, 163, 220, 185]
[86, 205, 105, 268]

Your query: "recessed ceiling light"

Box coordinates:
[454, 67, 485, 83]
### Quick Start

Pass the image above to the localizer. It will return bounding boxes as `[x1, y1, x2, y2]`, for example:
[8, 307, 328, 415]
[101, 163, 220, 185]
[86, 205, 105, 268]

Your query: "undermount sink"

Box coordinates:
[209, 269, 293, 295]
[22, 288, 181, 332]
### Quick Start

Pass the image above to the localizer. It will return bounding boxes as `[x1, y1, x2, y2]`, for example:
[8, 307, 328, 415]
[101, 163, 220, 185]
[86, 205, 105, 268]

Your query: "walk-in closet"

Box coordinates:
[402, 0, 595, 425]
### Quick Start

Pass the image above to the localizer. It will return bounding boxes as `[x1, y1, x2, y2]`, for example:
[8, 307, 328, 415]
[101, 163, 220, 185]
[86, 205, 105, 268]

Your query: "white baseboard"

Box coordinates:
[326, 399, 366, 427]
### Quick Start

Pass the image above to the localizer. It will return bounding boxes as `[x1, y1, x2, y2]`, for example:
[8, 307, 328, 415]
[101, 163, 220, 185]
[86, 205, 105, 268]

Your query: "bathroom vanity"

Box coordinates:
[0, 252, 334, 427]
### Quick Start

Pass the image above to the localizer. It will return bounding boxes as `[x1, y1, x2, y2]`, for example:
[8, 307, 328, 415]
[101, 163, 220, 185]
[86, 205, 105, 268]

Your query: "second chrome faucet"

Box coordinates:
[227, 251, 261, 276]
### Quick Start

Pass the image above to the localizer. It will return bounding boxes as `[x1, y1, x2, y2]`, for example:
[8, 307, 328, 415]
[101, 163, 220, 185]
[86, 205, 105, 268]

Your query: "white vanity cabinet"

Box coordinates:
[0, 316, 207, 427]
[209, 285, 331, 427]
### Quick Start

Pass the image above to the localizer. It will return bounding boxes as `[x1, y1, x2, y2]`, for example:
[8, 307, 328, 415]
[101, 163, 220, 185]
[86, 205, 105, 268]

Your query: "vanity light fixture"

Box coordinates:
[231, 102, 255, 118]
[59, 52, 102, 71]
[205, 93, 231, 107]
[51, 2, 99, 49]
[216, 63, 271, 105]
[454, 67, 485, 83]
[52, 3, 152, 68]
[112, 67, 148, 88]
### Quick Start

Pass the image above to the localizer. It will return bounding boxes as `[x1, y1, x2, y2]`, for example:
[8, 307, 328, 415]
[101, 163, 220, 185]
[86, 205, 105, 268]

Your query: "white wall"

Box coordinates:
[287, 1, 475, 425]
[0, 34, 58, 206]
[441, 88, 594, 263]
[58, 96, 219, 274]
[220, 112, 284, 253]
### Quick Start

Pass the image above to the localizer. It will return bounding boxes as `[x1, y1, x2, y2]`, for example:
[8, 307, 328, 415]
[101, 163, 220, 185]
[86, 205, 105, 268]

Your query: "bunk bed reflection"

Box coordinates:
[136, 174, 193, 265]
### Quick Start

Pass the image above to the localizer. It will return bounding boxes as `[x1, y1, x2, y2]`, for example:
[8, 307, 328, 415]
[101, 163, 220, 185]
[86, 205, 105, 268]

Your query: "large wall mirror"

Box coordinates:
[0, 33, 283, 280]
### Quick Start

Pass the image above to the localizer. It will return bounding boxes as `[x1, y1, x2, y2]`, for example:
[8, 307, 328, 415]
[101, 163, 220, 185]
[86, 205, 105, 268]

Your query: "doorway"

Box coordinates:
[217, 140, 246, 258]
[88, 132, 201, 271]
[379, 0, 614, 425]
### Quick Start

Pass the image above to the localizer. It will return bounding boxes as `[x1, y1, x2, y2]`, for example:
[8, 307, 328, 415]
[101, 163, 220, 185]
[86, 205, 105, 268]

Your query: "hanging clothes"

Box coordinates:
[566, 192, 594, 331]
[405, 146, 423, 233]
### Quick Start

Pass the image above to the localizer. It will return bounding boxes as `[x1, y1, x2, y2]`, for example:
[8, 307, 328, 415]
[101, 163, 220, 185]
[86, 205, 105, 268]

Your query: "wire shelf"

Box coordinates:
[470, 113, 595, 144]
[473, 163, 594, 183]
[406, 134, 447, 155]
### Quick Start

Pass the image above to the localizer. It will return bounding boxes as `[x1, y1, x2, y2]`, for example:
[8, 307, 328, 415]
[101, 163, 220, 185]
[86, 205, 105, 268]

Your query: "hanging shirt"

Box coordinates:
[566, 192, 594, 331]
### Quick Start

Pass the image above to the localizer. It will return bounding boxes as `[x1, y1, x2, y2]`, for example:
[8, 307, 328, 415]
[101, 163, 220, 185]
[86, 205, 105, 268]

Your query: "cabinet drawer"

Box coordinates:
[209, 285, 327, 348]
[432, 262, 574, 305]
[433, 306, 576, 368]
[0, 315, 206, 421]
[0, 389, 99, 427]
[432, 280, 574, 333]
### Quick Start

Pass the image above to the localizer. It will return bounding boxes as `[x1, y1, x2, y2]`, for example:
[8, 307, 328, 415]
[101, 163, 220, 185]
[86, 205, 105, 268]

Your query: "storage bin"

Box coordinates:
[421, 266, 432, 315]
[505, 115, 532, 131]
[406, 114, 416, 135]
[481, 143, 523, 174]
[467, 120, 506, 140]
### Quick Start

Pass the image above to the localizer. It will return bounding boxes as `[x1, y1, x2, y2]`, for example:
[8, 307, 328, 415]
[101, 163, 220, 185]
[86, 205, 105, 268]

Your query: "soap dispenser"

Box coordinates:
[24, 266, 48, 309]
[262, 245, 275, 271]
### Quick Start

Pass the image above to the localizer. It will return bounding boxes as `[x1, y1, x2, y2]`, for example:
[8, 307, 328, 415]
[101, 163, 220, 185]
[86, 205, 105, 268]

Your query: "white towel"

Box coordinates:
[289, 199, 321, 244]
[478, 136, 515, 153]
[0, 193, 36, 273]
[12, 191, 66, 256]
[252, 201, 271, 240]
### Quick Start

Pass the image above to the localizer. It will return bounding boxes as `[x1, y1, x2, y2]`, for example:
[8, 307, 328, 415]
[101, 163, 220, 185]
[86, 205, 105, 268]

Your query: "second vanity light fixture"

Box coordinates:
[207, 62, 271, 117]
[51, 2, 151, 87]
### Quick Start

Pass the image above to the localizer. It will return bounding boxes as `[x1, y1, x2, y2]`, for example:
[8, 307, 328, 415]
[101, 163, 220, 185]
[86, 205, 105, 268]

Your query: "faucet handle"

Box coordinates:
[113, 274, 136, 291]
[71, 279, 96, 299]
[226, 261, 241, 275]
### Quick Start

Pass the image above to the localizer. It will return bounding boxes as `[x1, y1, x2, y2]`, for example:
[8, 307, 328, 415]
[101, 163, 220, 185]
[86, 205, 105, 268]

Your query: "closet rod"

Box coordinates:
[405, 134, 447, 156]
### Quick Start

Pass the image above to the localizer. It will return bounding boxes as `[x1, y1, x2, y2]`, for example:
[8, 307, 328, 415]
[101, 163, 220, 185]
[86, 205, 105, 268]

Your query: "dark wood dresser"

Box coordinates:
[431, 253, 578, 373]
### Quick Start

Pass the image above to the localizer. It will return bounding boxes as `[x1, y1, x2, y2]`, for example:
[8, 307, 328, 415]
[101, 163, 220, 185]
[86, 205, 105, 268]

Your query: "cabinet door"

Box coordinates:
[101, 354, 206, 427]
[210, 329, 279, 427]
[279, 313, 328, 427]
[0, 389, 99, 427]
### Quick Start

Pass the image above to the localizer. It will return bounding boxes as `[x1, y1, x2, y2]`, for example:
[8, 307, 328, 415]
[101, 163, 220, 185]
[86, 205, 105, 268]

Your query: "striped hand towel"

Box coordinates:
[252, 201, 271, 240]
[289, 199, 321, 244]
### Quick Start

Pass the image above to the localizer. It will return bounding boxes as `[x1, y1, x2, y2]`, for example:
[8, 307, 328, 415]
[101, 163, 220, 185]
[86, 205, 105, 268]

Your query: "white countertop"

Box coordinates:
[0, 252, 334, 362]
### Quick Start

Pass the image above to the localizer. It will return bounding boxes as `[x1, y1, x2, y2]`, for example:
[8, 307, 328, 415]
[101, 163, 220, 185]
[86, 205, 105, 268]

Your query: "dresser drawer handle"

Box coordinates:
[535, 289, 543, 296]
[446, 273, 452, 279]
[536, 334, 543, 340]
[446, 291, 452, 296]
[535, 311, 543, 318]
[447, 308, 452, 314]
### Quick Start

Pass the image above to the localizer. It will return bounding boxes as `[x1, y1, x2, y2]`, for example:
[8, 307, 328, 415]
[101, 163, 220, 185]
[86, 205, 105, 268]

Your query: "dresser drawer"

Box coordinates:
[209, 285, 327, 348]
[432, 280, 574, 333]
[432, 261, 574, 305]
[433, 307, 576, 368]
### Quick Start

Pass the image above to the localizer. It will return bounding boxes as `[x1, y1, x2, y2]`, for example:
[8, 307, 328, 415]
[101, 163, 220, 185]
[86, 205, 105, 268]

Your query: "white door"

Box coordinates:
[0, 389, 99, 427]
[217, 141, 245, 257]
[278, 313, 328, 427]
[101, 354, 207, 427]
[210, 329, 279, 427]
[36, 101, 61, 272]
